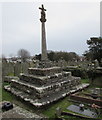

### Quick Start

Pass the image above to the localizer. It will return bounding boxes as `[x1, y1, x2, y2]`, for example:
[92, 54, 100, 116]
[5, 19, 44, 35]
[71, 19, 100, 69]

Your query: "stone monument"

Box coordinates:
[39, 4, 48, 61]
[4, 5, 89, 107]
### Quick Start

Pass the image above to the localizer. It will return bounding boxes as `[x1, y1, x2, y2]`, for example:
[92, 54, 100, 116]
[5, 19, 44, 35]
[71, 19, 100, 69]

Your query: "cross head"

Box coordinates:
[39, 4, 46, 11]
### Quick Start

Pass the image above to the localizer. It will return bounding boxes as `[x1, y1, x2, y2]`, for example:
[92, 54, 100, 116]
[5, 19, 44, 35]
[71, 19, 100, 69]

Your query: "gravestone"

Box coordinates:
[8, 62, 14, 75]
[67, 105, 97, 118]
[15, 62, 21, 76]
[56, 107, 62, 117]
[2, 60, 8, 77]
[22, 62, 29, 74]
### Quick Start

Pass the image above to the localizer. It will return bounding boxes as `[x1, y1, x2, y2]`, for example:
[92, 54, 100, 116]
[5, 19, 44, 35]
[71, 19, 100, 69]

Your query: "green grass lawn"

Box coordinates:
[1, 82, 14, 102]
[2, 89, 14, 102]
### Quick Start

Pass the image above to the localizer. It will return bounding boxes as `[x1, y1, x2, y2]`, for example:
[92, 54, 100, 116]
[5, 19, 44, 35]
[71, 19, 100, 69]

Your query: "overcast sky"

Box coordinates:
[2, 2, 100, 57]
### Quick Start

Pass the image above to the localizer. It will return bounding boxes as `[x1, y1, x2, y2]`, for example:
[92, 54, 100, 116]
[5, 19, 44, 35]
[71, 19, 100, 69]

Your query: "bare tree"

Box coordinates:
[17, 49, 30, 62]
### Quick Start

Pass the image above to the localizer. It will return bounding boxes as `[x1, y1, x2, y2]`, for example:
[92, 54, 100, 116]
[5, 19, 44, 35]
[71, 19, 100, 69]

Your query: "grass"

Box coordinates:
[2, 89, 13, 102]
[61, 115, 81, 120]
[1, 82, 14, 102]
[89, 84, 102, 89]
[81, 78, 102, 89]
[3, 82, 10, 86]
[0, 82, 16, 102]
[7, 73, 14, 76]
[81, 79, 90, 84]
[0, 86, 2, 102]
[80, 79, 102, 95]
[41, 97, 72, 118]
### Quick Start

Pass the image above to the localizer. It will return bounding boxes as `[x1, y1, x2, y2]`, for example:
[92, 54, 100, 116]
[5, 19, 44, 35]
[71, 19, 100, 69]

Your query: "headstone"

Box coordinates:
[67, 105, 97, 118]
[15, 62, 21, 76]
[9, 62, 14, 75]
[55, 107, 62, 117]
[22, 62, 29, 74]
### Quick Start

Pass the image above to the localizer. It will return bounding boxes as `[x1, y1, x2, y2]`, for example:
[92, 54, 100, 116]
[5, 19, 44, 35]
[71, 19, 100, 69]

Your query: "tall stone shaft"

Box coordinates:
[41, 22, 48, 61]
[39, 5, 48, 61]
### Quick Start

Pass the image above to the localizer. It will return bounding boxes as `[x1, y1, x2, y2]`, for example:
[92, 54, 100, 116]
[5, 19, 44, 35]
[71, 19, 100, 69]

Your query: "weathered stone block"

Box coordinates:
[28, 67, 62, 76]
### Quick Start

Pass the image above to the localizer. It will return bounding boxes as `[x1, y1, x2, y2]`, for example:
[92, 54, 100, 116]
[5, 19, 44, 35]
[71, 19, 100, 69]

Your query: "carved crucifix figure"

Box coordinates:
[39, 4, 46, 22]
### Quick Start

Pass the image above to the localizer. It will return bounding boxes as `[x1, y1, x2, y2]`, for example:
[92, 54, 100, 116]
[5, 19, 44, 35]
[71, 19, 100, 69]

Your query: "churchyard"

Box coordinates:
[1, 3, 102, 120]
[1, 52, 102, 119]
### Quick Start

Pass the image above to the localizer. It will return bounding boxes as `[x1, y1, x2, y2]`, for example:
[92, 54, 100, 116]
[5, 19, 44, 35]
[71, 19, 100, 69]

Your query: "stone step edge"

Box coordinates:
[4, 83, 89, 107]
[11, 79, 81, 93]
[20, 71, 72, 79]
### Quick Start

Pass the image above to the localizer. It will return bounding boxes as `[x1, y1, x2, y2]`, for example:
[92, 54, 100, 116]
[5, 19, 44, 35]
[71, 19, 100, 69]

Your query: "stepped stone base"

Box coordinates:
[4, 66, 89, 108]
[4, 83, 89, 107]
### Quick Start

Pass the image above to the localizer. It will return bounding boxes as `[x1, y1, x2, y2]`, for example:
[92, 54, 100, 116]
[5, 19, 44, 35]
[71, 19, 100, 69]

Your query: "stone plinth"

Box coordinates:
[4, 66, 89, 107]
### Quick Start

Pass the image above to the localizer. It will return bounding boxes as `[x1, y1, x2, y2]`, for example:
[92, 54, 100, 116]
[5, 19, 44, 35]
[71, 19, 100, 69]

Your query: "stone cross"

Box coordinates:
[39, 4, 48, 61]
[39, 4, 46, 22]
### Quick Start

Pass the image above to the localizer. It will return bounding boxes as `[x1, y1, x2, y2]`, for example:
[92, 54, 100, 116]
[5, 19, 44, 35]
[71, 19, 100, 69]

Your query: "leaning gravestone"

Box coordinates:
[29, 60, 35, 67]
[22, 62, 29, 74]
[15, 62, 22, 76]
[6, 62, 14, 76]
[2, 60, 8, 77]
